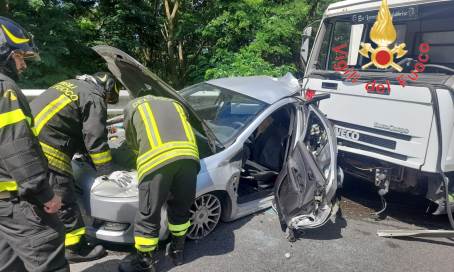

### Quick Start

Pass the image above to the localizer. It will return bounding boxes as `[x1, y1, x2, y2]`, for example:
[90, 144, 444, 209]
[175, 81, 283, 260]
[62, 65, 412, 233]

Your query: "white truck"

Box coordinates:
[300, 0, 454, 219]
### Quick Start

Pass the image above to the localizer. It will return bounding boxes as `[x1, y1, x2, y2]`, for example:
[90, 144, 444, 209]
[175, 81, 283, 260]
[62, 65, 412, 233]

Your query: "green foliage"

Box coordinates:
[204, 0, 311, 79]
[2, 0, 337, 89]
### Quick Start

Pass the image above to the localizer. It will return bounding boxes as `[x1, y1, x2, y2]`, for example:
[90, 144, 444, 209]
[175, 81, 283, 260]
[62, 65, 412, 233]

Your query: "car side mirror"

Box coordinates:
[308, 93, 330, 104]
[296, 93, 331, 105]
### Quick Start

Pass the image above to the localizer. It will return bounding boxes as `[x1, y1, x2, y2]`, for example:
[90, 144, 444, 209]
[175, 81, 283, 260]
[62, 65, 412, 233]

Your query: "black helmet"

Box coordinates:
[0, 17, 39, 78]
[93, 72, 120, 104]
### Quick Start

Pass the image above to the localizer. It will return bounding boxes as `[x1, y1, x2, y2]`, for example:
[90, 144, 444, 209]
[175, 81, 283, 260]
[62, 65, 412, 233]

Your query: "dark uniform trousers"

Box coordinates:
[0, 197, 68, 272]
[30, 78, 114, 246]
[135, 160, 198, 250]
[48, 170, 85, 247]
[0, 72, 68, 271]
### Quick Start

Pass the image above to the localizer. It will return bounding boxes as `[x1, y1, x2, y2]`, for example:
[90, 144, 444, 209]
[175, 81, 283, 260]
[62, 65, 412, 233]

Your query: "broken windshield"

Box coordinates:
[313, 1, 454, 76]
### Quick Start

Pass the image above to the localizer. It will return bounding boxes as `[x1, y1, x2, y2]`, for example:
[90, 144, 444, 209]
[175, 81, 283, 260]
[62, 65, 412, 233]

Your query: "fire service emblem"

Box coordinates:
[359, 0, 407, 71]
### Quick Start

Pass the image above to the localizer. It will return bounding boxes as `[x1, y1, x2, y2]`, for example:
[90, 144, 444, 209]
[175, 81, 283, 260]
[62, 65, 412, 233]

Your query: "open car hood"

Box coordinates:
[92, 45, 218, 153]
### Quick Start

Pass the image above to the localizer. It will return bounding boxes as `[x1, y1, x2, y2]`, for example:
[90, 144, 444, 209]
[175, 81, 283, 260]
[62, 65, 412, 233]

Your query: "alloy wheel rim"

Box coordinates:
[187, 194, 221, 239]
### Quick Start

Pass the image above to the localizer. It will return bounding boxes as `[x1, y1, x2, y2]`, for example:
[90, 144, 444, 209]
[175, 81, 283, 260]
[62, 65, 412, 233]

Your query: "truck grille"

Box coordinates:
[332, 120, 411, 141]
[338, 140, 408, 161]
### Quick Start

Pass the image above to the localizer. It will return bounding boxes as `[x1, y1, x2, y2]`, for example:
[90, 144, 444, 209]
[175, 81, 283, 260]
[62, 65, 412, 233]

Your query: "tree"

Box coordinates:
[3, 0, 336, 89]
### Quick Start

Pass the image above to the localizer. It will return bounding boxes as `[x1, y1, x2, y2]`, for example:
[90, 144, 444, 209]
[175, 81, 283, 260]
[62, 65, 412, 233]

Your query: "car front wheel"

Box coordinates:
[187, 193, 222, 240]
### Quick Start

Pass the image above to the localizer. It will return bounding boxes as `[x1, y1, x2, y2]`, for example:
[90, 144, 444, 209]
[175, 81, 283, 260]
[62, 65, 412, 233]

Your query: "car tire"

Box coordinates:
[187, 193, 222, 240]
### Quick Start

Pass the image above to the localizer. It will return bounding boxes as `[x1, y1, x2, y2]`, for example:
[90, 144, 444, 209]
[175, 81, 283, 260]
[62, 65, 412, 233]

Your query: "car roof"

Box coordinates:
[206, 74, 300, 104]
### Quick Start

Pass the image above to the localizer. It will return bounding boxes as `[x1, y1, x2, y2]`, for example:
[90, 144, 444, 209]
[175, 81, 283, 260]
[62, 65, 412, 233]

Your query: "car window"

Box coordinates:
[181, 83, 267, 145]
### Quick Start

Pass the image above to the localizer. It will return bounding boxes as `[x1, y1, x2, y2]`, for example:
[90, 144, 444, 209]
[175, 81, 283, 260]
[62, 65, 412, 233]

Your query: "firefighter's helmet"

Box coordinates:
[93, 72, 120, 104]
[0, 17, 39, 77]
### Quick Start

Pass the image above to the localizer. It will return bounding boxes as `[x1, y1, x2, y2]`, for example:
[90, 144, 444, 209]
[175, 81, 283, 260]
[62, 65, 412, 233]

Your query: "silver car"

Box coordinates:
[72, 45, 341, 244]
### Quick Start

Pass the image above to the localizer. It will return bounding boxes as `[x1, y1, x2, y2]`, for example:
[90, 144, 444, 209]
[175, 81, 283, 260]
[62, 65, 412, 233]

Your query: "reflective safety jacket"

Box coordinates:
[124, 95, 200, 182]
[0, 73, 54, 204]
[30, 78, 113, 177]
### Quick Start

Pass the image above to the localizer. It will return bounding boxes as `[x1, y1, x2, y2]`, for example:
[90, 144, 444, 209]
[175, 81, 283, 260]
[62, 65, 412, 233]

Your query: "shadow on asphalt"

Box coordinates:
[157, 216, 251, 271]
[80, 259, 123, 272]
[298, 214, 348, 241]
[398, 237, 454, 247]
[341, 175, 451, 230]
[85, 215, 252, 271]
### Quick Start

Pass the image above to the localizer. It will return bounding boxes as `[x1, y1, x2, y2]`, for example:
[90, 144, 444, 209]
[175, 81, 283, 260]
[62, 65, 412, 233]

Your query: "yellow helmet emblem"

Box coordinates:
[1, 25, 30, 45]
[3, 89, 17, 101]
[97, 74, 108, 82]
[359, 0, 408, 71]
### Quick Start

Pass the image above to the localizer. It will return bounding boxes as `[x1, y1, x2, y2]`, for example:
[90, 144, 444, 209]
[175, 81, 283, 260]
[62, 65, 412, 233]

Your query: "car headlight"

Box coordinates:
[91, 171, 138, 198]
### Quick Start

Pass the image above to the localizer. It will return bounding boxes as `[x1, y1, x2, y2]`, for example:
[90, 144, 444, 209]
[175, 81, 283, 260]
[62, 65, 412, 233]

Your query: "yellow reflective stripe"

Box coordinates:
[1, 25, 30, 44]
[40, 142, 72, 174]
[138, 104, 157, 148]
[137, 141, 198, 167]
[65, 227, 86, 246]
[25, 116, 32, 126]
[40, 142, 71, 162]
[173, 102, 194, 143]
[89, 150, 112, 165]
[134, 236, 159, 252]
[34, 95, 72, 135]
[45, 155, 72, 175]
[168, 221, 191, 233]
[449, 193, 454, 203]
[137, 145, 198, 171]
[144, 103, 162, 145]
[138, 149, 199, 180]
[171, 230, 187, 237]
[0, 181, 18, 192]
[0, 108, 26, 128]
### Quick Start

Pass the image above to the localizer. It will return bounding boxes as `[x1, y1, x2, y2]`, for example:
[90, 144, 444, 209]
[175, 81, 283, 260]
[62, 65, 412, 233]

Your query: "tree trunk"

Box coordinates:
[163, 0, 182, 88]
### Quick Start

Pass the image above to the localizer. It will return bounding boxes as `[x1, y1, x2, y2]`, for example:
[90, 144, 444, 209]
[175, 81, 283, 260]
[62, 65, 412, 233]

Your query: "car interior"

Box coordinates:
[237, 105, 294, 204]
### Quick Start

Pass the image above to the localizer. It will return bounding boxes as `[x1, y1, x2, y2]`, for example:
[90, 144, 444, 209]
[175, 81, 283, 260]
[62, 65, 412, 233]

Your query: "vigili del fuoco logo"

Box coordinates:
[331, 0, 430, 95]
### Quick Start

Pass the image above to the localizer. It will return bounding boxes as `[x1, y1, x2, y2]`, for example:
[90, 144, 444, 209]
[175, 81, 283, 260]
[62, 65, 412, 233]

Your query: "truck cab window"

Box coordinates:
[313, 1, 454, 74]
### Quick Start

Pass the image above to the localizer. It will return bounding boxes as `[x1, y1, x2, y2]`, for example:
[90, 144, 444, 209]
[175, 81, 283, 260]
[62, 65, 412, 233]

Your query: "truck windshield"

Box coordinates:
[313, 1, 454, 75]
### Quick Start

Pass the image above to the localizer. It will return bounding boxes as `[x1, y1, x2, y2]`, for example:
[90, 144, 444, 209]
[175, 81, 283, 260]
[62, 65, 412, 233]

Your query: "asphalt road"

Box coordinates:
[71, 177, 454, 272]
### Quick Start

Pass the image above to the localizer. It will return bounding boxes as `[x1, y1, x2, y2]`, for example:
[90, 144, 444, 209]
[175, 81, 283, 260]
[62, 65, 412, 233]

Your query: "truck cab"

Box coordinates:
[301, 0, 454, 214]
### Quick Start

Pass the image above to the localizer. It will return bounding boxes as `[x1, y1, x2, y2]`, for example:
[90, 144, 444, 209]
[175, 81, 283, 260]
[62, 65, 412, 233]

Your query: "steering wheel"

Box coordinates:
[423, 64, 454, 74]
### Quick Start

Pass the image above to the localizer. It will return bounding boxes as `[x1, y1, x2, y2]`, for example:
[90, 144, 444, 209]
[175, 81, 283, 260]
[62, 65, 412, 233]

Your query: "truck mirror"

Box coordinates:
[300, 26, 312, 70]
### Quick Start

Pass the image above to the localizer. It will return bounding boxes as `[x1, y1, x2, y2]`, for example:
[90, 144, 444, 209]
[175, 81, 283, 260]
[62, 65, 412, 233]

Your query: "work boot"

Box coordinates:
[166, 235, 185, 266]
[118, 251, 157, 272]
[65, 237, 107, 263]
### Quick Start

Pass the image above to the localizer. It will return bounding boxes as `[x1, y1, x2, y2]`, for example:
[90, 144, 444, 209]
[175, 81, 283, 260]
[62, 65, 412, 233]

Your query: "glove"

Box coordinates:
[108, 171, 134, 188]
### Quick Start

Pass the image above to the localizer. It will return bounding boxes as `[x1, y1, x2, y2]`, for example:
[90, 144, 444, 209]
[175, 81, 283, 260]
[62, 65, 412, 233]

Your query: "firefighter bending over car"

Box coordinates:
[0, 17, 69, 271]
[30, 71, 121, 263]
[119, 95, 200, 272]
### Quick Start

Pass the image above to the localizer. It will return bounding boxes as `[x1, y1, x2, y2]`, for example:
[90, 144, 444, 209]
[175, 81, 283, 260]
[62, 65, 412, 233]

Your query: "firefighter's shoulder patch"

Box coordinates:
[3, 89, 17, 101]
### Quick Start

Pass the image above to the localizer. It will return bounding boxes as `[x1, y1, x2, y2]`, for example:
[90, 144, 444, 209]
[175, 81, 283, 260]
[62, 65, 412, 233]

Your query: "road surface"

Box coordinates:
[71, 176, 454, 272]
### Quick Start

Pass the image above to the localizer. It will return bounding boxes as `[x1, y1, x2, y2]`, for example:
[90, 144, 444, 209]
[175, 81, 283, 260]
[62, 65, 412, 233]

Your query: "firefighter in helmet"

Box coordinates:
[0, 16, 68, 271]
[119, 95, 200, 272]
[30, 71, 121, 263]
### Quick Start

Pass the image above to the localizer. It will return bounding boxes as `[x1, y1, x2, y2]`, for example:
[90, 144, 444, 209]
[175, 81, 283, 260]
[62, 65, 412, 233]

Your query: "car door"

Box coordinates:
[274, 94, 340, 232]
[91, 45, 219, 155]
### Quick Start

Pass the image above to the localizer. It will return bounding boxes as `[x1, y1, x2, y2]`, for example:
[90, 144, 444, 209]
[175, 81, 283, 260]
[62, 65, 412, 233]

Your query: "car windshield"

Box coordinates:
[313, 1, 454, 75]
[181, 83, 267, 145]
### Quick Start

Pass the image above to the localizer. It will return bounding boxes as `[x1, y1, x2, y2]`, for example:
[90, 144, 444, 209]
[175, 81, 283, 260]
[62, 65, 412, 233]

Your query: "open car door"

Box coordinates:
[274, 97, 340, 234]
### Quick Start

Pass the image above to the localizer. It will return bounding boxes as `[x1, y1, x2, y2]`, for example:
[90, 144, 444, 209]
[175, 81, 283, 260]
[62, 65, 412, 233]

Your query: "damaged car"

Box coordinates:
[72, 45, 342, 243]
